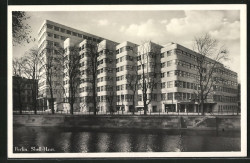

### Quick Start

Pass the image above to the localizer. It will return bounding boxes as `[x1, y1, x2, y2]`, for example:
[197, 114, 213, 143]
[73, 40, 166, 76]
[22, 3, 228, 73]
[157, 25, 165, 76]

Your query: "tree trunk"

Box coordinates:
[18, 87, 22, 114]
[70, 100, 74, 115]
[93, 78, 97, 115]
[200, 98, 204, 115]
[50, 88, 55, 114]
[33, 84, 37, 114]
[132, 95, 135, 115]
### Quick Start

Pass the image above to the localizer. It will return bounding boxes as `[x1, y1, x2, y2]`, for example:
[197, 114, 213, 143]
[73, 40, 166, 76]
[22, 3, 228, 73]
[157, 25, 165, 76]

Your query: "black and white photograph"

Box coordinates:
[8, 5, 247, 158]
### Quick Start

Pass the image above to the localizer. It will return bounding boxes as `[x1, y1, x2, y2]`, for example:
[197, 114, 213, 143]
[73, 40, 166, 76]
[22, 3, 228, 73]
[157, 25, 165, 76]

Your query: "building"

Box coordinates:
[136, 41, 163, 112]
[115, 41, 138, 112]
[160, 43, 238, 114]
[13, 76, 38, 111]
[37, 20, 238, 114]
[37, 20, 110, 111]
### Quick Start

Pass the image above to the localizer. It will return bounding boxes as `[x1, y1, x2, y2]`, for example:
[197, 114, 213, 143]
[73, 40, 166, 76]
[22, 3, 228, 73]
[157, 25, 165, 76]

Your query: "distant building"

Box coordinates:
[13, 76, 38, 111]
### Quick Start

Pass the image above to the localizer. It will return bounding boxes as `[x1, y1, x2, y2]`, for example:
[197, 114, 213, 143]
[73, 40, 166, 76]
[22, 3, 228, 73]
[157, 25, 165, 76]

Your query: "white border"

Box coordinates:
[8, 5, 247, 158]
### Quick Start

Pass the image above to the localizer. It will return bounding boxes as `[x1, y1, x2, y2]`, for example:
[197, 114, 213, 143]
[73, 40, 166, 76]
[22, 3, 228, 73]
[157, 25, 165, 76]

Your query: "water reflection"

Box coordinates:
[13, 127, 240, 153]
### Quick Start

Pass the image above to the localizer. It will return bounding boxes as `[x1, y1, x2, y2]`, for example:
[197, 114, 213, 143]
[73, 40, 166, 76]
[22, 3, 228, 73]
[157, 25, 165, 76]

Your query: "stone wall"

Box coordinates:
[13, 115, 240, 130]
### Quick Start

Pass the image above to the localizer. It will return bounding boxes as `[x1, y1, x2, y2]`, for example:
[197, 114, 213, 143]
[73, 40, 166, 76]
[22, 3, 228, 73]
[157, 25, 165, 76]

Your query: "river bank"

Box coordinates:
[13, 114, 240, 131]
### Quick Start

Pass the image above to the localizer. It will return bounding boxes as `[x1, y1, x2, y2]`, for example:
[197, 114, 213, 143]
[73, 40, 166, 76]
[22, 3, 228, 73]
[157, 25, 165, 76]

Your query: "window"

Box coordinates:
[161, 62, 165, 68]
[167, 93, 173, 100]
[161, 73, 165, 78]
[161, 53, 165, 58]
[54, 34, 59, 39]
[73, 32, 77, 36]
[54, 26, 59, 31]
[67, 30, 71, 35]
[167, 50, 172, 57]
[161, 82, 165, 88]
[167, 81, 173, 88]
[138, 95, 142, 101]
[60, 28, 65, 33]
[174, 92, 182, 100]
[47, 24, 53, 29]
[183, 93, 187, 100]
[167, 71, 174, 77]
[183, 82, 186, 88]
[78, 34, 82, 38]
[47, 32, 53, 37]
[161, 93, 166, 100]
[167, 60, 172, 67]
[61, 36, 66, 40]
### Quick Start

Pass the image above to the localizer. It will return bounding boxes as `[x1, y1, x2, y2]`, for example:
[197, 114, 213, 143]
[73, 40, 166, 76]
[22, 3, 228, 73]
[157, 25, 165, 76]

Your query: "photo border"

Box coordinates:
[6, 3, 247, 159]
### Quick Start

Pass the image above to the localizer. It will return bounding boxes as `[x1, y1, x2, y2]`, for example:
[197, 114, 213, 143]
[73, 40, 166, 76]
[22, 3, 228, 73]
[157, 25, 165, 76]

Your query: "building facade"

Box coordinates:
[37, 20, 109, 111]
[38, 20, 238, 114]
[13, 76, 38, 111]
[160, 43, 238, 114]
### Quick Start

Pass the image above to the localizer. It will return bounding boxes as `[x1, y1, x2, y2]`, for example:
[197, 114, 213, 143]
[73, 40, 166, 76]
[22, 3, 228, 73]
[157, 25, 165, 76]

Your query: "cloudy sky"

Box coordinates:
[12, 10, 241, 79]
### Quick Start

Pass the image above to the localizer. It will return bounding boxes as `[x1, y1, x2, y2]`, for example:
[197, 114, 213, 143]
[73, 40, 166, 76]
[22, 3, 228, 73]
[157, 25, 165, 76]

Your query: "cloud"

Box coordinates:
[119, 19, 165, 39]
[160, 20, 168, 24]
[97, 19, 109, 26]
[165, 11, 240, 41]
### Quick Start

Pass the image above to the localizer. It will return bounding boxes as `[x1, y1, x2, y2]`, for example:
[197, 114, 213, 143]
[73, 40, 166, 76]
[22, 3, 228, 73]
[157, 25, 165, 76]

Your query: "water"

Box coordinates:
[13, 126, 240, 153]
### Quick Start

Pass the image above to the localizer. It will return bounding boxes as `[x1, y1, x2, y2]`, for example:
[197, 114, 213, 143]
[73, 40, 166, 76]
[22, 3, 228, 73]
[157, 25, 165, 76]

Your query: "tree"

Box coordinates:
[13, 58, 26, 114]
[137, 41, 162, 115]
[126, 45, 139, 115]
[21, 47, 39, 114]
[83, 40, 99, 115]
[38, 45, 64, 114]
[107, 91, 116, 115]
[63, 46, 81, 115]
[192, 33, 229, 115]
[12, 11, 34, 46]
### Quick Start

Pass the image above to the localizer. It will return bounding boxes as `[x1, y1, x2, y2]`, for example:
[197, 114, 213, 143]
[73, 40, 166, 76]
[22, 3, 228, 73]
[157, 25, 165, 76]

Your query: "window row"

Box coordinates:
[97, 58, 113, 66]
[79, 87, 92, 92]
[213, 77, 238, 86]
[97, 76, 113, 83]
[97, 67, 113, 74]
[116, 46, 134, 54]
[161, 92, 195, 101]
[218, 105, 238, 112]
[39, 23, 102, 42]
[116, 55, 134, 63]
[97, 85, 113, 92]
[137, 93, 158, 101]
[116, 94, 134, 102]
[213, 95, 238, 103]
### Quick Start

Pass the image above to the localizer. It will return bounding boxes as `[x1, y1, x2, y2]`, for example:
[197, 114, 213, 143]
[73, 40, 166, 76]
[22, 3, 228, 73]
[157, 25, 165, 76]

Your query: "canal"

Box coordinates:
[13, 126, 240, 153]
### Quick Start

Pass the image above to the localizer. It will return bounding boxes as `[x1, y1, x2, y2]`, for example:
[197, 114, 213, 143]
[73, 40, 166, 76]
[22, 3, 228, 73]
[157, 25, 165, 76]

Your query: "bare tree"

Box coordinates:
[84, 40, 99, 115]
[126, 45, 139, 115]
[63, 46, 81, 115]
[137, 41, 162, 115]
[21, 47, 39, 114]
[12, 11, 34, 46]
[38, 45, 64, 114]
[13, 58, 26, 114]
[192, 33, 229, 115]
[13, 58, 24, 76]
[107, 91, 116, 115]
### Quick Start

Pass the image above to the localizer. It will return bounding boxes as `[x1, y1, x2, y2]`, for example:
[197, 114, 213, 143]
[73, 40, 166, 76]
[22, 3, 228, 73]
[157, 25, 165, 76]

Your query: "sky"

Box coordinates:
[12, 10, 241, 79]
